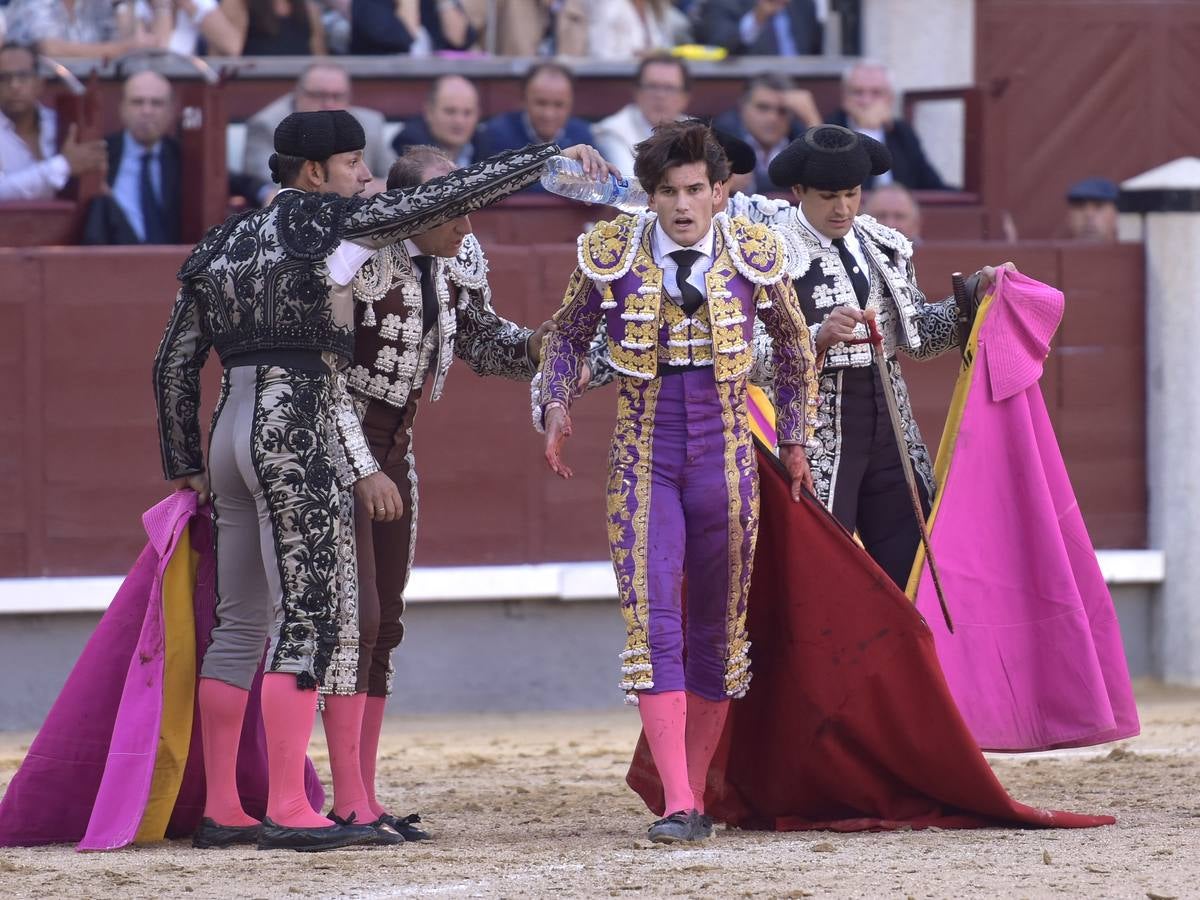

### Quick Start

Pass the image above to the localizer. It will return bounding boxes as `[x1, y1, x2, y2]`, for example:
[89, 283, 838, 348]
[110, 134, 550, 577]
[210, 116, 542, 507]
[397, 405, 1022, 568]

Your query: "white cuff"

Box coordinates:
[738, 10, 763, 46]
[47, 154, 71, 191]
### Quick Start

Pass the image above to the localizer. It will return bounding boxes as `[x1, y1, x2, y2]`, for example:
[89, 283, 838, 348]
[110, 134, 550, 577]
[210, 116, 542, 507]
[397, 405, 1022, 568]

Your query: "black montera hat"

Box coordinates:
[273, 110, 366, 161]
[683, 117, 756, 176]
[767, 124, 891, 190]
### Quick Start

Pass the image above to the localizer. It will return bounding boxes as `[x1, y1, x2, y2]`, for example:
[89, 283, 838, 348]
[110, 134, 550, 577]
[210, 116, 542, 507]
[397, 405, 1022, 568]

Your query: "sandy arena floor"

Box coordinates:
[0, 681, 1196, 899]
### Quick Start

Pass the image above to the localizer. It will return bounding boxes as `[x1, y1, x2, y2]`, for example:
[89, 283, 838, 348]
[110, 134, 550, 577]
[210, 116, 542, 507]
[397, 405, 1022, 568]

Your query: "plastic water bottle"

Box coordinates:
[540, 155, 649, 212]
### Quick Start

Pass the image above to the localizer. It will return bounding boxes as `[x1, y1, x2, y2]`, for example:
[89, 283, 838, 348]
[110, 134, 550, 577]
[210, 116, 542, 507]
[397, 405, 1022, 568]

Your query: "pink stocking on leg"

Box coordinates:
[684, 693, 729, 815]
[198, 677, 258, 826]
[360, 696, 388, 818]
[637, 691, 694, 815]
[260, 673, 330, 828]
[322, 692, 375, 823]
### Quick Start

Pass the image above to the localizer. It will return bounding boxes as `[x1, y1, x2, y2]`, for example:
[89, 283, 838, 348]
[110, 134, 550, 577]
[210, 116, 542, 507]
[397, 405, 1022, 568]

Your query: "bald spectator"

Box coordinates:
[863, 183, 922, 242]
[593, 54, 690, 177]
[1064, 178, 1119, 242]
[0, 41, 107, 201]
[83, 71, 268, 244]
[712, 74, 820, 195]
[828, 60, 948, 191]
[240, 62, 390, 183]
[392, 74, 489, 168]
[695, 0, 821, 56]
[483, 62, 593, 157]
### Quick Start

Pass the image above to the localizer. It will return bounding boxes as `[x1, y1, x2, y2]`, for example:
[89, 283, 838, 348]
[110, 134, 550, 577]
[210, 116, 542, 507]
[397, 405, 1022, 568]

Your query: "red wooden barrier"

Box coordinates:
[0, 239, 1144, 578]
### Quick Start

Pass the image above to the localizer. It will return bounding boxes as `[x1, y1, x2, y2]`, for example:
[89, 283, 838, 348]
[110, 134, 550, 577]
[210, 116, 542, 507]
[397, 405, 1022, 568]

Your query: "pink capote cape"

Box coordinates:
[909, 270, 1140, 751]
[0, 492, 324, 849]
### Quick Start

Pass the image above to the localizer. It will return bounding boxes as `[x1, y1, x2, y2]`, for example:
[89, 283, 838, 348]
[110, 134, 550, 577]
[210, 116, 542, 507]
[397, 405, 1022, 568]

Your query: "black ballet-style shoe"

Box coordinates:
[377, 812, 430, 842]
[191, 817, 260, 849]
[646, 810, 696, 844]
[327, 811, 407, 847]
[255, 817, 378, 852]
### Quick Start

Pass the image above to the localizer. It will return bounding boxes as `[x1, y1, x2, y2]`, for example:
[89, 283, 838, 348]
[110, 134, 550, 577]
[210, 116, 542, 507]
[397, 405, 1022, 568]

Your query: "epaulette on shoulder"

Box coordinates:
[446, 233, 489, 290]
[722, 213, 788, 286]
[576, 211, 647, 283]
[276, 190, 350, 261]
[177, 207, 256, 281]
[855, 213, 914, 260]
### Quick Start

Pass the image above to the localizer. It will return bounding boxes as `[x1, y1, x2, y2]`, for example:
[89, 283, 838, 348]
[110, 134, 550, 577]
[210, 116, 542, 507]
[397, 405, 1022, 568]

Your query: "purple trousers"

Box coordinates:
[608, 369, 758, 702]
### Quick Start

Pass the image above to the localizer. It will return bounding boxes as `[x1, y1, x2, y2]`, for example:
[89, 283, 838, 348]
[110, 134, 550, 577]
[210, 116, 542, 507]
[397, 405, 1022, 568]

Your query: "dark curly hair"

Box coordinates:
[633, 121, 730, 196]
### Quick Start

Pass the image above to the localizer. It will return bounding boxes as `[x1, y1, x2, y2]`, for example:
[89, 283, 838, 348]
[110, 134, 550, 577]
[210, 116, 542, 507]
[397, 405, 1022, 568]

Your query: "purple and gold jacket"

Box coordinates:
[536, 211, 818, 444]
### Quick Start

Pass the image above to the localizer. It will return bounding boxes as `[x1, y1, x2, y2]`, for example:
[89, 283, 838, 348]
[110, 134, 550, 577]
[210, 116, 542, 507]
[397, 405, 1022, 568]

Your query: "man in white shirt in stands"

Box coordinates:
[0, 41, 106, 201]
[593, 54, 690, 178]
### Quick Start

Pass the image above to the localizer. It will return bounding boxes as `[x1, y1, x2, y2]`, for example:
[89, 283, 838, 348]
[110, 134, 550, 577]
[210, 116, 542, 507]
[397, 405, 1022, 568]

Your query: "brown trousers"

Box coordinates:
[354, 392, 422, 697]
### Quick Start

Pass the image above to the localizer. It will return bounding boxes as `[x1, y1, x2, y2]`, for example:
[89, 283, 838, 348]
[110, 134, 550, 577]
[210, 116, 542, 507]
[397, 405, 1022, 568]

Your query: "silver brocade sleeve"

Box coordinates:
[152, 286, 212, 480]
[342, 143, 559, 249]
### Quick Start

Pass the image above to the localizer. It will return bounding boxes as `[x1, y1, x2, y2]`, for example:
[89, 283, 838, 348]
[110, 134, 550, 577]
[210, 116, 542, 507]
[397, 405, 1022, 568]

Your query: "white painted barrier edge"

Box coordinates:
[0, 550, 1164, 616]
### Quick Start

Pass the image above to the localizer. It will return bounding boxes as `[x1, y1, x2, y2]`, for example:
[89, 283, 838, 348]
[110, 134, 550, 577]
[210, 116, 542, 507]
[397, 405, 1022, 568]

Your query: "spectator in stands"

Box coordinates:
[4, 0, 169, 58]
[0, 41, 107, 200]
[712, 74, 820, 195]
[593, 54, 689, 177]
[82, 70, 269, 244]
[166, 0, 243, 56]
[348, 0, 478, 53]
[483, 61, 592, 154]
[586, 0, 675, 60]
[222, 0, 327, 55]
[827, 60, 948, 191]
[863, 182, 922, 242]
[392, 74, 488, 168]
[461, 0, 586, 56]
[1064, 177, 1119, 243]
[695, 0, 821, 56]
[241, 62, 390, 186]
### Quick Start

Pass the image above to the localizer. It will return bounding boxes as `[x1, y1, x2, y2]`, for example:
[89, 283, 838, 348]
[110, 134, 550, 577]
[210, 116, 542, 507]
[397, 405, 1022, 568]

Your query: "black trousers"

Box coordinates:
[828, 367, 930, 589]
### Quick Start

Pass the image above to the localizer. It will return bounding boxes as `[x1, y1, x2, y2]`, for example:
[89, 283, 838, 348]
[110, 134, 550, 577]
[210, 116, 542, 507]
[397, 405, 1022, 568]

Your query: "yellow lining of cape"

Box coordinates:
[135, 525, 199, 843]
[904, 289, 998, 599]
[747, 384, 777, 446]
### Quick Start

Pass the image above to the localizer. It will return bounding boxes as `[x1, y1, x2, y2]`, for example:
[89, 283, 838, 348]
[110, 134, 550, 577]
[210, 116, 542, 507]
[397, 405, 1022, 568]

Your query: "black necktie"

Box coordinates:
[413, 255, 439, 335]
[669, 249, 705, 316]
[139, 151, 168, 244]
[833, 236, 869, 308]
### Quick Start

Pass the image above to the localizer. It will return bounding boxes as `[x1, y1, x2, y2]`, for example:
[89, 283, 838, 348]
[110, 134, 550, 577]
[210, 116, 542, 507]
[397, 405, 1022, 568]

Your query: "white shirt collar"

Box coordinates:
[653, 219, 715, 260]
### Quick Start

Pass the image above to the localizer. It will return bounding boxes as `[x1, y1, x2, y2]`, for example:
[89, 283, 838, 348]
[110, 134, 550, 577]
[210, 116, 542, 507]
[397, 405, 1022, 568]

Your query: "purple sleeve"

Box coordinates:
[757, 278, 818, 446]
[534, 267, 605, 425]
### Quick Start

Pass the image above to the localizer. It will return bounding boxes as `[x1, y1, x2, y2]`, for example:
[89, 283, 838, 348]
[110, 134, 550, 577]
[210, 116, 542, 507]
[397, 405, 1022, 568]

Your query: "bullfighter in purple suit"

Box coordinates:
[534, 122, 818, 844]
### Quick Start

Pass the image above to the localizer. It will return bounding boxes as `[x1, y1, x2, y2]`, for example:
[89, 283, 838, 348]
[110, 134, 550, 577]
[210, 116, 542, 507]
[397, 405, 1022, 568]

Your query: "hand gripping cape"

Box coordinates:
[627, 441, 1115, 830]
[908, 270, 1139, 751]
[0, 492, 324, 849]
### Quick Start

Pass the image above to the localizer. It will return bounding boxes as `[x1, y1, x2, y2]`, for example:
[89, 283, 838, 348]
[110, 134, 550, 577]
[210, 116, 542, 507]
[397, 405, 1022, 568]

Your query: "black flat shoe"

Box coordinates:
[256, 817, 377, 852]
[378, 812, 430, 842]
[192, 817, 260, 849]
[328, 812, 406, 847]
[692, 812, 714, 840]
[647, 810, 696, 844]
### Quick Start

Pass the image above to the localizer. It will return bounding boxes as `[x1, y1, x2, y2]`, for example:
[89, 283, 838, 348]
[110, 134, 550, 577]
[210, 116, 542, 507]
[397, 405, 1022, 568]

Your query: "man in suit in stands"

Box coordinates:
[712, 74, 821, 195]
[827, 60, 949, 191]
[82, 70, 270, 245]
[392, 74, 489, 169]
[483, 61, 592, 192]
[241, 62, 391, 184]
[696, 0, 822, 56]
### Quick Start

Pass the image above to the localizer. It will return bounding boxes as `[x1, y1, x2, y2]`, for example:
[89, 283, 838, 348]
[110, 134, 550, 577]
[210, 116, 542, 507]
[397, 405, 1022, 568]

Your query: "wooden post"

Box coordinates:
[176, 75, 229, 243]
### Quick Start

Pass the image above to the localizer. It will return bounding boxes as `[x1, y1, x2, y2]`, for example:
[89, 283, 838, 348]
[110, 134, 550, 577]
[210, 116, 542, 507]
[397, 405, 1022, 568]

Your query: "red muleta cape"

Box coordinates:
[627, 444, 1114, 831]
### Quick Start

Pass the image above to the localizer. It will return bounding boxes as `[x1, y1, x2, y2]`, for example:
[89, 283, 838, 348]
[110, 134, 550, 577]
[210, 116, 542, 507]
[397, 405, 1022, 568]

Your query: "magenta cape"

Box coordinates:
[910, 270, 1139, 751]
[0, 492, 324, 849]
[628, 444, 1115, 830]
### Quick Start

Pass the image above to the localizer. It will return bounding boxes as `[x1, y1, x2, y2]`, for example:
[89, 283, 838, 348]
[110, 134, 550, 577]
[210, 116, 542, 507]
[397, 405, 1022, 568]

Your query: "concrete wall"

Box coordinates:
[0, 583, 1159, 732]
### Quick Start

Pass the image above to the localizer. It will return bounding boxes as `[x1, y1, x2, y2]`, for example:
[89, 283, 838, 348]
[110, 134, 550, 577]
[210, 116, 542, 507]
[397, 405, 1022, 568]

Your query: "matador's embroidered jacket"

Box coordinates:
[152, 143, 557, 483]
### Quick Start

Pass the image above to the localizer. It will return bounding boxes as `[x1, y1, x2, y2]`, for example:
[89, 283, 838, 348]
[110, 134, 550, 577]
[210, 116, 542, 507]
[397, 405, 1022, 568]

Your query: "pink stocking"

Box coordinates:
[197, 677, 258, 827]
[321, 692, 375, 823]
[684, 693, 729, 815]
[260, 673, 330, 828]
[637, 690, 693, 816]
[360, 696, 388, 818]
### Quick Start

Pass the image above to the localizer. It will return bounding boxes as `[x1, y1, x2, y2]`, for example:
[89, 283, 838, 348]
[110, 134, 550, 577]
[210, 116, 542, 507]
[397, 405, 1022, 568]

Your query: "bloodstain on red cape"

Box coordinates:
[626, 443, 1115, 831]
